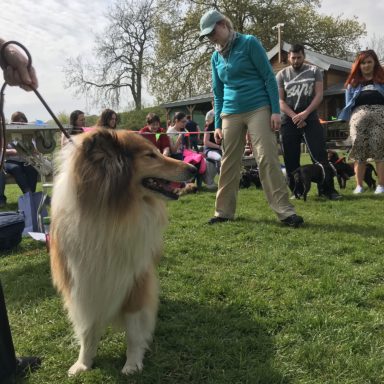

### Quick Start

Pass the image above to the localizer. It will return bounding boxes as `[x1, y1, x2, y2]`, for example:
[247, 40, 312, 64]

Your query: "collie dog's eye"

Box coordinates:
[146, 152, 157, 159]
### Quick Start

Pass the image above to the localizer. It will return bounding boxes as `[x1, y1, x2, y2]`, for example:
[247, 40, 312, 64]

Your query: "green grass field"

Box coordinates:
[1, 175, 383, 383]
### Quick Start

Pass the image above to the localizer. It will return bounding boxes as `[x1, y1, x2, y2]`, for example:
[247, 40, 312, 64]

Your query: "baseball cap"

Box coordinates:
[199, 9, 225, 41]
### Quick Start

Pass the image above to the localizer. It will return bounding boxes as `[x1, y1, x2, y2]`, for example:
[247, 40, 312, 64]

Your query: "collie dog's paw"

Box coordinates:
[68, 361, 90, 376]
[121, 361, 143, 375]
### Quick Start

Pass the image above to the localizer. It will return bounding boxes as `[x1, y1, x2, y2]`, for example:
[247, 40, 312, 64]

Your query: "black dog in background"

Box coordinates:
[327, 150, 377, 189]
[291, 162, 337, 201]
[239, 168, 262, 189]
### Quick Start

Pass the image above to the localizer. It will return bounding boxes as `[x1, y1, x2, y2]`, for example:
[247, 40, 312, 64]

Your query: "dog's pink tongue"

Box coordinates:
[169, 182, 185, 190]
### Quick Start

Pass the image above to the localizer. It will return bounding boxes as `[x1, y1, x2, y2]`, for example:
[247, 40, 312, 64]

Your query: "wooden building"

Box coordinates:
[161, 93, 212, 130]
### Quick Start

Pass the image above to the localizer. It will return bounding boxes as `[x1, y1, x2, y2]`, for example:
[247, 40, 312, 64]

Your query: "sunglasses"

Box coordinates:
[206, 25, 217, 38]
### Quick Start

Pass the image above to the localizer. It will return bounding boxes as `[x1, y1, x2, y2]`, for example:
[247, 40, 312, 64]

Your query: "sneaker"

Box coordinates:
[327, 192, 342, 200]
[281, 214, 304, 228]
[353, 185, 364, 194]
[208, 216, 231, 225]
[374, 185, 384, 194]
[206, 183, 217, 190]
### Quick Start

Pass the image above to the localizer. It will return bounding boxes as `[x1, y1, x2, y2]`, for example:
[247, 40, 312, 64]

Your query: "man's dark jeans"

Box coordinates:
[280, 118, 334, 195]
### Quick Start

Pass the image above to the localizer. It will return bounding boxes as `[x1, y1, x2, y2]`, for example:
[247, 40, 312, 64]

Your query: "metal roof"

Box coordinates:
[161, 92, 212, 108]
[268, 42, 353, 73]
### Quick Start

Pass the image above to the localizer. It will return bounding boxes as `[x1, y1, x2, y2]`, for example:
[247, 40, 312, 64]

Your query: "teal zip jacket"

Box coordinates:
[211, 33, 280, 129]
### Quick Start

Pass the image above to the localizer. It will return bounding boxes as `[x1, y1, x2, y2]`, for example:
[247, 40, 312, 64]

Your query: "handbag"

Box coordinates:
[183, 149, 207, 174]
[18, 191, 48, 235]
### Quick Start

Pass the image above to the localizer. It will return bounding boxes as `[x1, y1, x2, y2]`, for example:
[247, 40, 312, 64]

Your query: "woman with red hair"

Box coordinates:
[339, 49, 384, 194]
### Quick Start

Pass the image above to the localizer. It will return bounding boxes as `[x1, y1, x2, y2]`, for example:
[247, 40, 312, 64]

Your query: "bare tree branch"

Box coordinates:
[63, 0, 155, 111]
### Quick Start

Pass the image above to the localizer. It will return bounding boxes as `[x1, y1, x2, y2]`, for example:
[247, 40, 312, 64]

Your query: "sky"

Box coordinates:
[1, 0, 383, 123]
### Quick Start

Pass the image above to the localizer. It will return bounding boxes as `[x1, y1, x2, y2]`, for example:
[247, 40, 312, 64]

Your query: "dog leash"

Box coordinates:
[0, 41, 72, 169]
[343, 146, 353, 163]
[301, 131, 330, 182]
[301, 131, 319, 164]
[279, 127, 326, 183]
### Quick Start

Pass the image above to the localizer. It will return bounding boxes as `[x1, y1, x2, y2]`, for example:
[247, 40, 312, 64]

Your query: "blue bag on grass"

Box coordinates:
[18, 191, 48, 235]
[0, 212, 25, 251]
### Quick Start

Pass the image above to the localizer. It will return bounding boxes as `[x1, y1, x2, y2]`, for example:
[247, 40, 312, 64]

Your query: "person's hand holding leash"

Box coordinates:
[292, 110, 308, 126]
[271, 113, 281, 132]
[296, 120, 307, 129]
[214, 128, 222, 144]
[0, 40, 70, 143]
[0, 39, 38, 90]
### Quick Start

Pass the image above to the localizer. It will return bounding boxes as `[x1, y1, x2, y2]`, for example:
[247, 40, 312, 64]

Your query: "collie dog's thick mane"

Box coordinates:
[50, 128, 196, 376]
[56, 129, 164, 217]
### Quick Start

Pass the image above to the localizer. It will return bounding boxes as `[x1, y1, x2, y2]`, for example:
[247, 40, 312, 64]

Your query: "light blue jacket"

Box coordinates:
[211, 33, 280, 129]
[338, 82, 384, 121]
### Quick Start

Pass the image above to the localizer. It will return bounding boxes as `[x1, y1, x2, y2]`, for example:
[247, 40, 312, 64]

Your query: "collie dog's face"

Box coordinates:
[71, 129, 196, 212]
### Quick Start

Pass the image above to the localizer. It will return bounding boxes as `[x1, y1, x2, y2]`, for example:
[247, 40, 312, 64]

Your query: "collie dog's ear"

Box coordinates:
[76, 129, 134, 207]
[82, 129, 122, 161]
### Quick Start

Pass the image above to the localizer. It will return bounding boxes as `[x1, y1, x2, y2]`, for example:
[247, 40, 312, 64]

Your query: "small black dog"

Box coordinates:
[239, 168, 262, 189]
[292, 162, 336, 201]
[328, 150, 377, 189]
[364, 164, 378, 189]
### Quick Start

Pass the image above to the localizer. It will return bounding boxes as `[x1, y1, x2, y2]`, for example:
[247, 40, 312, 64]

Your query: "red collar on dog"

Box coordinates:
[335, 157, 345, 164]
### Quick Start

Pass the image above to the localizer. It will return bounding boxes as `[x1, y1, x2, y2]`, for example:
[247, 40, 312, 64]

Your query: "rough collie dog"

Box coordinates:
[50, 128, 196, 376]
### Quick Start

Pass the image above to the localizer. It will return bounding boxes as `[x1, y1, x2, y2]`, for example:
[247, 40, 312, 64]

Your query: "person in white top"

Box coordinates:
[167, 111, 188, 160]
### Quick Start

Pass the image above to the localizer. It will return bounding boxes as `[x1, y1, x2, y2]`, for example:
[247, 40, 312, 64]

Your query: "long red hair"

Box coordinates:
[345, 49, 384, 87]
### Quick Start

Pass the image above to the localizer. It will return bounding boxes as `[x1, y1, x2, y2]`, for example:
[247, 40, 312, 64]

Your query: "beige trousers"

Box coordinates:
[215, 106, 296, 220]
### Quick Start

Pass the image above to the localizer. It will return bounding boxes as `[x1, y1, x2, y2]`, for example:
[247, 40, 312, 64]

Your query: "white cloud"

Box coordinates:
[320, 0, 384, 45]
[2, 0, 120, 122]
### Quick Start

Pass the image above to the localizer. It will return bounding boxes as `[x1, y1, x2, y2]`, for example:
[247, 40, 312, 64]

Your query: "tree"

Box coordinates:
[64, 0, 156, 111]
[366, 34, 384, 61]
[57, 111, 69, 125]
[149, 2, 213, 103]
[150, 0, 366, 103]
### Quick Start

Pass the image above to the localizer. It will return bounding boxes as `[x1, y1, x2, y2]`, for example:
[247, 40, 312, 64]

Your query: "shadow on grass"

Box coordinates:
[334, 194, 384, 201]
[3, 251, 287, 383]
[234, 215, 384, 237]
[1, 257, 55, 308]
[93, 299, 288, 384]
[301, 221, 384, 237]
[1, 237, 47, 255]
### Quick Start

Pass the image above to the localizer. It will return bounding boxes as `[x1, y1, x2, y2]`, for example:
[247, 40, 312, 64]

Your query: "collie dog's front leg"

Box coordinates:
[121, 267, 159, 375]
[68, 325, 102, 376]
[122, 305, 157, 375]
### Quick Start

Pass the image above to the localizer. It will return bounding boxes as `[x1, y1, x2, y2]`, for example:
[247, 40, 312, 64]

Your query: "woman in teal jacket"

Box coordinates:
[199, 10, 303, 227]
[338, 49, 384, 194]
